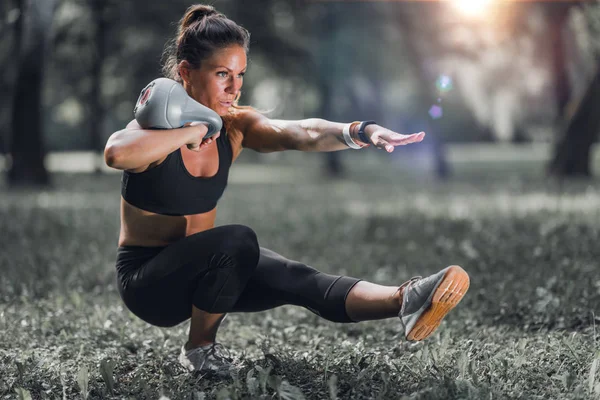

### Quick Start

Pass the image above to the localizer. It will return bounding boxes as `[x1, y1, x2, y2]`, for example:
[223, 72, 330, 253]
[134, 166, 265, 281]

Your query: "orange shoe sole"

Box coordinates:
[406, 265, 470, 341]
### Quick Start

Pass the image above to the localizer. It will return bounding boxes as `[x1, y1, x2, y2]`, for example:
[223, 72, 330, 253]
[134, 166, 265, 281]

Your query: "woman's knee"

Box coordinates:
[218, 224, 260, 267]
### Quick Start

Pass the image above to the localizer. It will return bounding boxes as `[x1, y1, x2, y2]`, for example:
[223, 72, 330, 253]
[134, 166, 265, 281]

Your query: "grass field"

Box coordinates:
[1, 156, 600, 399]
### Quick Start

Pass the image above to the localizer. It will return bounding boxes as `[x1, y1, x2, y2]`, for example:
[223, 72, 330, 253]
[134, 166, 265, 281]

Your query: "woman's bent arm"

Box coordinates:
[104, 120, 207, 171]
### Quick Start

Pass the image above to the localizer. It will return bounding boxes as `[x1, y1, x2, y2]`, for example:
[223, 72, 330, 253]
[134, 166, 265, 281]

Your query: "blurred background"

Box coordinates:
[1, 0, 599, 184]
[3, 2, 600, 398]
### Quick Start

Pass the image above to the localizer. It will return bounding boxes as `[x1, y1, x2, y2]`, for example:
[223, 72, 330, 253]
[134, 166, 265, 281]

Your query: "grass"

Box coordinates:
[1, 157, 600, 399]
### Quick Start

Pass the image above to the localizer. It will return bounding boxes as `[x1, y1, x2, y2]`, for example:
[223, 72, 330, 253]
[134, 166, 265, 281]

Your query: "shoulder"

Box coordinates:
[224, 107, 269, 157]
[225, 106, 267, 135]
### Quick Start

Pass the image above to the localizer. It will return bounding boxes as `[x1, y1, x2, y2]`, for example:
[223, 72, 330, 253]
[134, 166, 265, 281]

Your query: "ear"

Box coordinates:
[178, 60, 192, 85]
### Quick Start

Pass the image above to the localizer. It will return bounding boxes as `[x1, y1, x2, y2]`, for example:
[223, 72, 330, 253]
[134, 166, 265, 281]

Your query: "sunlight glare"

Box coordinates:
[450, 0, 494, 17]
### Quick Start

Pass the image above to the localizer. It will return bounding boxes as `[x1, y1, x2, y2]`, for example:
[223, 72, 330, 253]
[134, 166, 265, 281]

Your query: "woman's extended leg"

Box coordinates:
[230, 247, 360, 322]
[344, 281, 403, 321]
[230, 247, 405, 322]
[229, 247, 469, 340]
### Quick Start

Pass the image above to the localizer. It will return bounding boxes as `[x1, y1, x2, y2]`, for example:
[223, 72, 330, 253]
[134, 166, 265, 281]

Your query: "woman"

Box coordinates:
[104, 4, 470, 376]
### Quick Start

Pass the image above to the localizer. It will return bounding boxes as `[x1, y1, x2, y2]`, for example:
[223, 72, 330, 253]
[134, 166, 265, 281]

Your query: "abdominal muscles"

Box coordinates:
[118, 198, 217, 247]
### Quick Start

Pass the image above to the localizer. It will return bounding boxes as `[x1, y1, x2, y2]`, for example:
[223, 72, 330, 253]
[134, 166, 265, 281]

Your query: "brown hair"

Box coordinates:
[162, 4, 250, 86]
[162, 4, 260, 128]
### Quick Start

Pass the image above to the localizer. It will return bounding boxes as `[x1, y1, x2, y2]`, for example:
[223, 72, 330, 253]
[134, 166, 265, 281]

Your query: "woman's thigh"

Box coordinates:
[117, 224, 259, 327]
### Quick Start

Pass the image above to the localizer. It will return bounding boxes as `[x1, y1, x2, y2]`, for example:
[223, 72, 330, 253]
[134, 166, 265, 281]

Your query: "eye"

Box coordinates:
[217, 71, 228, 78]
[238, 72, 246, 78]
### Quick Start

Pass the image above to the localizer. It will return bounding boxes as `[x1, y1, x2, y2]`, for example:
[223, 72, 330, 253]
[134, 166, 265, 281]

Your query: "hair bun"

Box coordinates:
[180, 4, 219, 31]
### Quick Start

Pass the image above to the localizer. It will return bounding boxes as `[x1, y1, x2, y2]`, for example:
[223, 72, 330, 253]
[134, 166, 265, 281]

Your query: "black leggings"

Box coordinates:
[115, 224, 361, 327]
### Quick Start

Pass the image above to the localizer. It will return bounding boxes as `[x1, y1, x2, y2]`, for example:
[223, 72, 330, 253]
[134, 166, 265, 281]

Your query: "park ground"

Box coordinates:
[1, 149, 600, 399]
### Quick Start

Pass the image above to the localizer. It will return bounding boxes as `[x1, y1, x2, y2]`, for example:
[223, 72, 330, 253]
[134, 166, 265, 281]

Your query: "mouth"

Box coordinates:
[219, 100, 234, 107]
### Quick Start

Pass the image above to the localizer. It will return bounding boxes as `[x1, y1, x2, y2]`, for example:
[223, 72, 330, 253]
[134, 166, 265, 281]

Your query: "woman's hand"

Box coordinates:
[184, 122, 219, 152]
[365, 125, 425, 153]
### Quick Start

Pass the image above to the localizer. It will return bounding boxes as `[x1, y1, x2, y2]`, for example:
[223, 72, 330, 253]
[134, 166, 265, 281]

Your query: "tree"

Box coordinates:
[89, 0, 108, 174]
[0, 0, 21, 156]
[316, 4, 344, 177]
[548, 1, 600, 177]
[8, 0, 58, 186]
[549, 64, 600, 177]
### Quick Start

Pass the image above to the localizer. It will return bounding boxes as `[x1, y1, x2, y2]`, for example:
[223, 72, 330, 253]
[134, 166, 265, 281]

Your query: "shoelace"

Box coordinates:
[205, 342, 232, 362]
[195, 343, 233, 371]
[185, 342, 233, 372]
[397, 276, 422, 331]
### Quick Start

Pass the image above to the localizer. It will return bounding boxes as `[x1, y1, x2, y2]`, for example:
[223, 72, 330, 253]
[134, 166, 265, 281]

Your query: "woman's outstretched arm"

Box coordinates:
[236, 109, 425, 153]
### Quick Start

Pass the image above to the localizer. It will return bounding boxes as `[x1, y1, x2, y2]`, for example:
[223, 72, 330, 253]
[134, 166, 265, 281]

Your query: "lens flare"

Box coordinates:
[436, 75, 453, 93]
[429, 105, 443, 120]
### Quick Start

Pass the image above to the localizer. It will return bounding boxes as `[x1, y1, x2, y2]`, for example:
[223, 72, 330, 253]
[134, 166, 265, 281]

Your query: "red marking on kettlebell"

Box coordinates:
[134, 82, 155, 115]
[139, 85, 153, 106]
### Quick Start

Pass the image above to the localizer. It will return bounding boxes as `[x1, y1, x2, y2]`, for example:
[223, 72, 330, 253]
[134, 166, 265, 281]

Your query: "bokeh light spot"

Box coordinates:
[436, 75, 453, 93]
[429, 105, 443, 120]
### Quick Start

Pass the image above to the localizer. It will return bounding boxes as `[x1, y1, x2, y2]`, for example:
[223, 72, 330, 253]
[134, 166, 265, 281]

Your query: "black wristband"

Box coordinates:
[358, 120, 377, 144]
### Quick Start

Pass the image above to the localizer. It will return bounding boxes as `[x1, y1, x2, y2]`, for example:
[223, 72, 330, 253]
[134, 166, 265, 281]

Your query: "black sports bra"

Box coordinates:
[121, 125, 233, 216]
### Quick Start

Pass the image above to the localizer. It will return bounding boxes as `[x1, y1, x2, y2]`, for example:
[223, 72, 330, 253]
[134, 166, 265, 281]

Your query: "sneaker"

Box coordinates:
[398, 265, 470, 341]
[178, 342, 236, 377]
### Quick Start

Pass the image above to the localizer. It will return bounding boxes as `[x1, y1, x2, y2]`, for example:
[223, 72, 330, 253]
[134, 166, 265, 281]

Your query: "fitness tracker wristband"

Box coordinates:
[358, 120, 377, 144]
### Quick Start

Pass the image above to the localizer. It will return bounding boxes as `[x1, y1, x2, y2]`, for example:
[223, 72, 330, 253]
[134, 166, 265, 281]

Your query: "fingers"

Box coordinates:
[385, 132, 426, 147]
[187, 135, 216, 152]
[383, 141, 395, 153]
[370, 136, 392, 152]
[371, 131, 425, 152]
[371, 138, 394, 152]
[200, 138, 212, 147]
[394, 131, 425, 145]
[199, 136, 215, 149]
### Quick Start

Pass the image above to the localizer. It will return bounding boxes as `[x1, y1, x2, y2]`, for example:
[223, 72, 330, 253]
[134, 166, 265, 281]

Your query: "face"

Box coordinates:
[180, 45, 247, 116]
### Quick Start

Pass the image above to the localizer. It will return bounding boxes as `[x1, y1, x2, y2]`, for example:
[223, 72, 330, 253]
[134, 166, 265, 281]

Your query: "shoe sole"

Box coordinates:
[406, 265, 470, 341]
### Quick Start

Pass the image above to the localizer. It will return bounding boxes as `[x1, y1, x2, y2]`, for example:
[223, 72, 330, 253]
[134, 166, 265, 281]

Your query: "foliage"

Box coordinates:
[4, 0, 591, 153]
[1, 159, 599, 399]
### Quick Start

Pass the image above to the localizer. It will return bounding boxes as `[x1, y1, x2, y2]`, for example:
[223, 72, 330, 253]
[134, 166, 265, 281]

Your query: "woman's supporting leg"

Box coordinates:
[187, 307, 226, 349]
[117, 224, 260, 329]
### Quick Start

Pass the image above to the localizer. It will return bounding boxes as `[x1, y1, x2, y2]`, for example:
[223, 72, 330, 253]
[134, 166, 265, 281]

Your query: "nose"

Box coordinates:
[226, 76, 243, 95]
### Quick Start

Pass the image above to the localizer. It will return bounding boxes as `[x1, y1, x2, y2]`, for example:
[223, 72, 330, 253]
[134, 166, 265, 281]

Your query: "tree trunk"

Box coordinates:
[90, 0, 106, 174]
[548, 65, 600, 177]
[8, 0, 57, 187]
[320, 80, 344, 177]
[1, 0, 20, 156]
[317, 5, 344, 178]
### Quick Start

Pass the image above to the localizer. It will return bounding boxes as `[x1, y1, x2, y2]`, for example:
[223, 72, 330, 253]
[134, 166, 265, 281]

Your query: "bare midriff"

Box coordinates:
[117, 131, 242, 248]
[118, 199, 218, 247]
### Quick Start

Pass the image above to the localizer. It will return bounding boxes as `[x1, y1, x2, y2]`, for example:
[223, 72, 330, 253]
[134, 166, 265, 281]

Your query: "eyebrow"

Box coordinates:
[215, 65, 247, 72]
